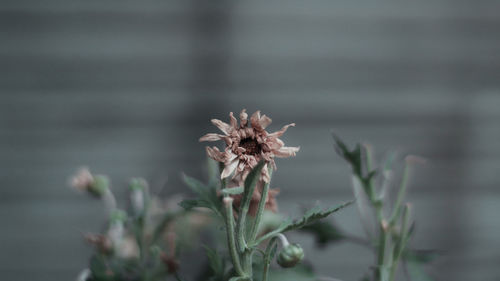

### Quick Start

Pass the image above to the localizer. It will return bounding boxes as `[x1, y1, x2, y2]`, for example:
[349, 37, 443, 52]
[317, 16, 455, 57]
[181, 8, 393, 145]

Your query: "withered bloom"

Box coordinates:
[70, 167, 94, 192]
[200, 110, 299, 184]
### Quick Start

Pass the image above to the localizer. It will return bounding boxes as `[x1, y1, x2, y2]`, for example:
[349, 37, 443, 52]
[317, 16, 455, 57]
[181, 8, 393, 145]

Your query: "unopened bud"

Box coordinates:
[277, 243, 304, 268]
[129, 178, 148, 214]
[70, 168, 94, 192]
[88, 175, 110, 197]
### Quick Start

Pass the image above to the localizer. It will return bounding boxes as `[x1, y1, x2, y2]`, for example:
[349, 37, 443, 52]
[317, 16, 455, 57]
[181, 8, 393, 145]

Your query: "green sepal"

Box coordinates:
[221, 187, 244, 195]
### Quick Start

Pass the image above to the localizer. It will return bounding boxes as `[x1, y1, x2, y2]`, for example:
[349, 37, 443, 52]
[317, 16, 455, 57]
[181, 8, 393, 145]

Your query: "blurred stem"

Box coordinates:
[249, 169, 272, 242]
[388, 204, 411, 281]
[223, 197, 245, 277]
[389, 162, 410, 226]
[262, 237, 278, 281]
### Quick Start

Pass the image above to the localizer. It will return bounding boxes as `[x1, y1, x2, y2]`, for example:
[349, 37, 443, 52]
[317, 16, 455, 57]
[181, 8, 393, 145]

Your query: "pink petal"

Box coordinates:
[268, 123, 295, 138]
[258, 114, 272, 129]
[206, 146, 226, 162]
[221, 158, 239, 179]
[229, 112, 238, 129]
[199, 133, 224, 142]
[211, 119, 232, 135]
[250, 111, 261, 129]
[239, 109, 248, 127]
[274, 146, 300, 158]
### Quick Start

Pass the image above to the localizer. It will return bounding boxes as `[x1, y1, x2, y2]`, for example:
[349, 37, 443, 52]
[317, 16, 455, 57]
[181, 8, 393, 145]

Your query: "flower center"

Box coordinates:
[239, 137, 261, 155]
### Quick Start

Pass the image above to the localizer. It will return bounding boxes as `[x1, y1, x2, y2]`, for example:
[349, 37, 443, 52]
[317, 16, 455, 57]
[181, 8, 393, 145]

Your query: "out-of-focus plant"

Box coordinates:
[70, 109, 437, 281]
[328, 134, 437, 281]
[70, 169, 210, 281]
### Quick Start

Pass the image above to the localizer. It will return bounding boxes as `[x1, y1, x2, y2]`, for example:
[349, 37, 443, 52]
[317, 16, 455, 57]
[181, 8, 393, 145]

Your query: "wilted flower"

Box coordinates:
[200, 110, 299, 184]
[70, 167, 94, 192]
[84, 233, 113, 255]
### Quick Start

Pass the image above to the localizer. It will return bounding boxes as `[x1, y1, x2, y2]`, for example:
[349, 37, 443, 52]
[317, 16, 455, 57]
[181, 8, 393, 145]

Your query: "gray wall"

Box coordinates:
[1, 1, 499, 280]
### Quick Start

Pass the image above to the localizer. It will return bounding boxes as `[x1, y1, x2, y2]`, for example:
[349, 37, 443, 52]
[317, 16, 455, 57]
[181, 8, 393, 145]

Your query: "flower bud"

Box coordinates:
[88, 175, 110, 198]
[277, 243, 304, 268]
[129, 178, 148, 215]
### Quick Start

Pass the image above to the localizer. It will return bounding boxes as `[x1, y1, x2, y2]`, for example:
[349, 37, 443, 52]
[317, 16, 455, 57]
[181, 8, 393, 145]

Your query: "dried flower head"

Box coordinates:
[200, 110, 299, 184]
[70, 167, 94, 192]
[84, 233, 113, 255]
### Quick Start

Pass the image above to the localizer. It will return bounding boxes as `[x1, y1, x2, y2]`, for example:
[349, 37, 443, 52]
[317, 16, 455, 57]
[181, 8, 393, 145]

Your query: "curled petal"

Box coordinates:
[199, 133, 224, 142]
[268, 123, 295, 138]
[250, 111, 261, 129]
[229, 112, 238, 129]
[206, 146, 226, 162]
[259, 114, 272, 129]
[211, 119, 232, 135]
[240, 109, 248, 127]
[274, 146, 300, 158]
[221, 158, 239, 179]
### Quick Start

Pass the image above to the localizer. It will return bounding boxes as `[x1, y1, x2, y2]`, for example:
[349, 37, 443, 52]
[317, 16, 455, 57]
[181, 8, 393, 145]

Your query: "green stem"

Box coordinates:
[223, 197, 245, 277]
[389, 161, 410, 225]
[249, 173, 271, 242]
[262, 237, 278, 281]
[388, 204, 411, 281]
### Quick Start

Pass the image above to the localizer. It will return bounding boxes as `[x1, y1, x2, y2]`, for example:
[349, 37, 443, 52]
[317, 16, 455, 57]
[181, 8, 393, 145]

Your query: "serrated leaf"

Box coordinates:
[221, 187, 244, 195]
[404, 249, 440, 264]
[299, 220, 345, 247]
[183, 174, 211, 197]
[203, 246, 225, 279]
[405, 257, 436, 281]
[282, 201, 353, 233]
[181, 174, 223, 217]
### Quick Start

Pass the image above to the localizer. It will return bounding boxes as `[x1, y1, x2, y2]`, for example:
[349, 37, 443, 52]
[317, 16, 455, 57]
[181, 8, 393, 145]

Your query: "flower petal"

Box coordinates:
[221, 158, 239, 179]
[239, 109, 248, 127]
[211, 119, 232, 135]
[274, 146, 300, 158]
[268, 123, 295, 138]
[258, 114, 272, 129]
[199, 133, 224, 142]
[206, 146, 226, 162]
[229, 112, 238, 129]
[250, 111, 261, 129]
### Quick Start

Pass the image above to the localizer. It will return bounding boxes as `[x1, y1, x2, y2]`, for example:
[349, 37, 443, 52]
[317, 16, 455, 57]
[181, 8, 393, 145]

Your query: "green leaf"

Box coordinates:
[282, 201, 353, 233]
[181, 174, 223, 217]
[405, 257, 436, 281]
[229, 277, 250, 281]
[404, 249, 440, 264]
[183, 174, 211, 197]
[203, 246, 225, 279]
[332, 133, 376, 192]
[299, 220, 345, 247]
[254, 201, 353, 247]
[221, 187, 244, 195]
[207, 158, 220, 185]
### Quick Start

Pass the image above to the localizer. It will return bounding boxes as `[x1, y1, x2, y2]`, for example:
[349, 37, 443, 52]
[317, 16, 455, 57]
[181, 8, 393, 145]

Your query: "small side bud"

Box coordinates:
[70, 167, 94, 192]
[88, 175, 110, 198]
[277, 243, 305, 268]
[129, 178, 148, 214]
[223, 197, 234, 205]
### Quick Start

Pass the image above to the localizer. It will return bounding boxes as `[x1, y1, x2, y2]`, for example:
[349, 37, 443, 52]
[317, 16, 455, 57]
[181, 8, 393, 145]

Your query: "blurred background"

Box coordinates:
[1, 1, 499, 280]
